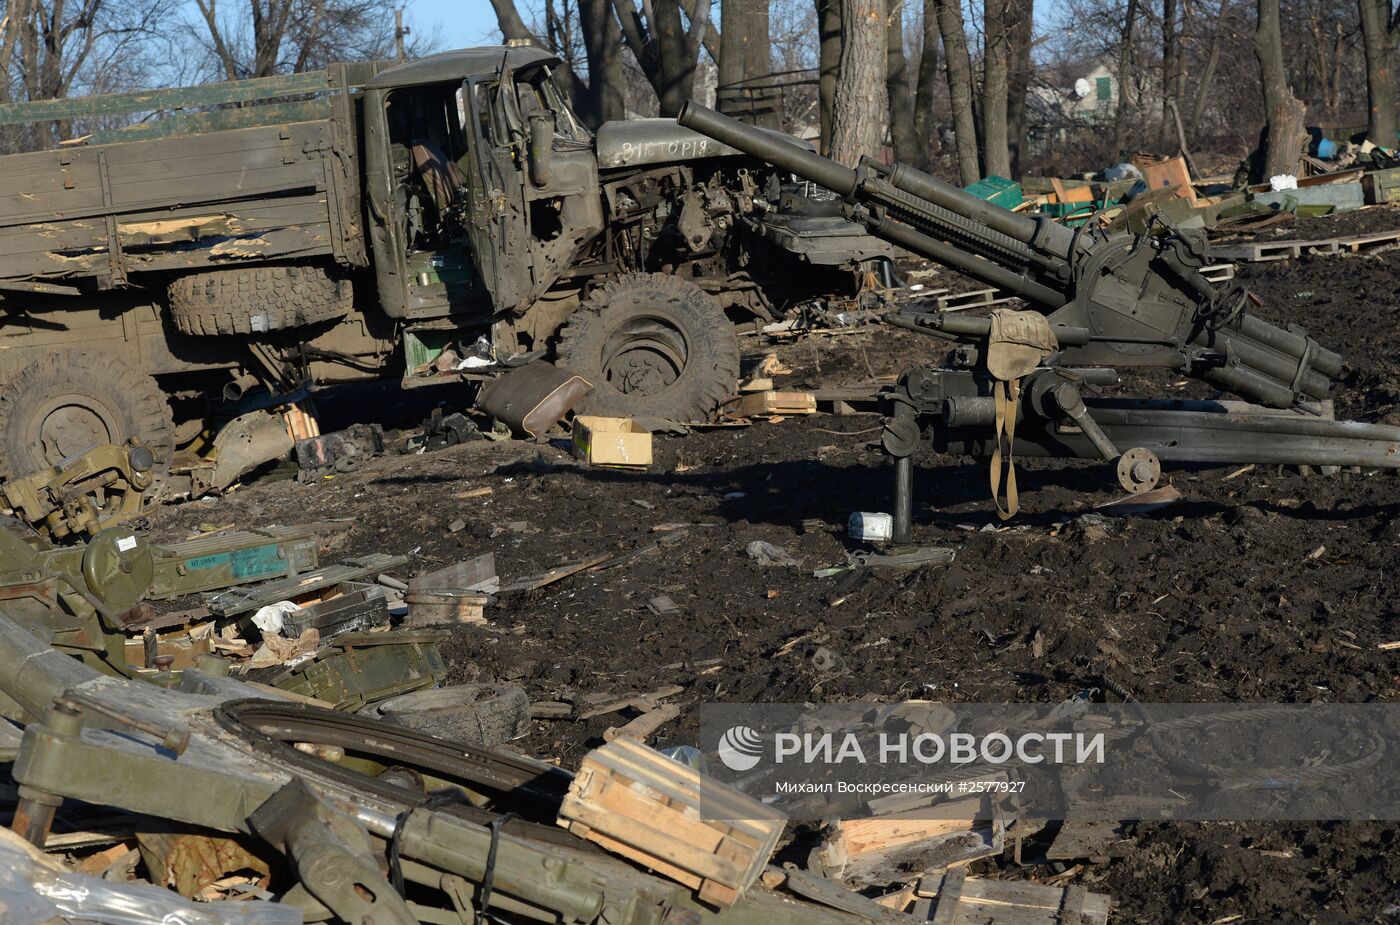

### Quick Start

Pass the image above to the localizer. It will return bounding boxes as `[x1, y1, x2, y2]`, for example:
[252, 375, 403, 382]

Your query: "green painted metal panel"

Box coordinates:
[0, 71, 333, 126]
[85, 99, 334, 144]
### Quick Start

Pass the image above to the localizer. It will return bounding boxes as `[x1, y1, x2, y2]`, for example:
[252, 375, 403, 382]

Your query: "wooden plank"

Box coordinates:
[87, 98, 334, 144]
[498, 554, 611, 594]
[0, 70, 333, 125]
[915, 872, 1112, 925]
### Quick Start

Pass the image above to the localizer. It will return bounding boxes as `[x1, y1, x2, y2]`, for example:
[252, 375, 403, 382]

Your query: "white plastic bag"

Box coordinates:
[1269, 174, 1298, 191]
[0, 834, 300, 925]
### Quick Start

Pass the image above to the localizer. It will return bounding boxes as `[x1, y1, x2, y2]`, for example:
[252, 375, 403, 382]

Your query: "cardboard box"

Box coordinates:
[1138, 155, 1198, 206]
[572, 416, 652, 467]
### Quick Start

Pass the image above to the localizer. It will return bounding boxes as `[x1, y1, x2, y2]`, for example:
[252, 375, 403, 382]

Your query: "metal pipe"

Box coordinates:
[893, 456, 913, 544]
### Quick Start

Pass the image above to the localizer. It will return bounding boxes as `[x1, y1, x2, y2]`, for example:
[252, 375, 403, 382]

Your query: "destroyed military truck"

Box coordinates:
[0, 45, 889, 496]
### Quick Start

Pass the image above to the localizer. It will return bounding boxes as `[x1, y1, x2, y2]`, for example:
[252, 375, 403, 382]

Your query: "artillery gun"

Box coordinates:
[677, 103, 1400, 537]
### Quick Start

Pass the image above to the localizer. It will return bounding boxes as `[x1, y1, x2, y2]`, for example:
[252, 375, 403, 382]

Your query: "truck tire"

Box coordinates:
[0, 350, 175, 497]
[166, 264, 352, 336]
[359, 684, 530, 746]
[556, 273, 740, 422]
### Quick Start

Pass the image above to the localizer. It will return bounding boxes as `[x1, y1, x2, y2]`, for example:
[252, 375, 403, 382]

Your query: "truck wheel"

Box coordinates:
[166, 264, 352, 336]
[556, 273, 740, 422]
[0, 351, 175, 496]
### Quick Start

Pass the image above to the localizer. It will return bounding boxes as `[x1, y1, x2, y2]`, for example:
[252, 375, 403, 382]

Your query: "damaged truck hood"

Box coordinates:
[594, 118, 810, 169]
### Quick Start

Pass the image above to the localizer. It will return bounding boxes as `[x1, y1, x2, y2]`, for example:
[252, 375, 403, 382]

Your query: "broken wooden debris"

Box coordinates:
[498, 553, 612, 594]
[403, 588, 488, 626]
[557, 736, 787, 907]
[409, 553, 497, 593]
[813, 795, 1003, 888]
[906, 869, 1112, 925]
[603, 702, 682, 743]
[724, 391, 818, 418]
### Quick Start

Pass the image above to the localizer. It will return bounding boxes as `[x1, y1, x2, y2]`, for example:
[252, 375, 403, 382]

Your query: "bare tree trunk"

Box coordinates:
[887, 1, 917, 162]
[719, 0, 745, 116]
[912, 0, 940, 168]
[981, 0, 1011, 177]
[830, 0, 886, 164]
[579, 0, 624, 126]
[650, 0, 698, 116]
[743, 0, 778, 127]
[1160, 0, 1179, 142]
[935, 0, 979, 182]
[1254, 0, 1307, 178]
[1113, 0, 1138, 151]
[1188, 0, 1231, 129]
[1005, 0, 1032, 178]
[817, 0, 842, 154]
[1359, 0, 1397, 145]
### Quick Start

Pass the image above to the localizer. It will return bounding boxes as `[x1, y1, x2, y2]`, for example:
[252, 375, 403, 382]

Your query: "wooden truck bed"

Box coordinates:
[0, 63, 380, 292]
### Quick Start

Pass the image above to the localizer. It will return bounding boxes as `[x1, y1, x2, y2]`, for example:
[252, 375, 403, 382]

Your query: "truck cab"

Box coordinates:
[361, 47, 604, 324]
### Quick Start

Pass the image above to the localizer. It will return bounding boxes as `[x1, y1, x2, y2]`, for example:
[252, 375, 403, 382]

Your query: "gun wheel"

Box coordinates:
[556, 273, 740, 422]
[1117, 447, 1161, 494]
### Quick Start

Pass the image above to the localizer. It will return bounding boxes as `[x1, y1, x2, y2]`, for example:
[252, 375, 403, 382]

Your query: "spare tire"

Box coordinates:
[0, 350, 175, 499]
[360, 684, 530, 746]
[166, 264, 352, 336]
[556, 272, 740, 422]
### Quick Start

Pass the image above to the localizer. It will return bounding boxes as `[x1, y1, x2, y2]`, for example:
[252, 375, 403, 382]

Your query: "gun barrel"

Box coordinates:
[676, 101, 860, 197]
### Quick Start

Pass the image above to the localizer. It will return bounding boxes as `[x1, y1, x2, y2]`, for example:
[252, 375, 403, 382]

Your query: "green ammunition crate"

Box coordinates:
[1363, 167, 1400, 205]
[964, 175, 1022, 210]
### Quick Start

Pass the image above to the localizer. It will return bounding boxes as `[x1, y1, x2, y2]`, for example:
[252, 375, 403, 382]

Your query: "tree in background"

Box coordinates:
[886, 0, 916, 161]
[1358, 0, 1397, 145]
[191, 0, 422, 79]
[935, 0, 979, 182]
[829, 0, 886, 163]
[911, 0, 941, 169]
[1254, 0, 1307, 177]
[816, 0, 840, 152]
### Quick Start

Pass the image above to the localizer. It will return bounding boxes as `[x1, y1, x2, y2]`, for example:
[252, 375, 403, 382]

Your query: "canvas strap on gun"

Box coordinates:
[985, 309, 1058, 519]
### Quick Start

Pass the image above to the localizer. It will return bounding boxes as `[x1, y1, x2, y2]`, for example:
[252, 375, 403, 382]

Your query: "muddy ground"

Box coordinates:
[146, 234, 1400, 924]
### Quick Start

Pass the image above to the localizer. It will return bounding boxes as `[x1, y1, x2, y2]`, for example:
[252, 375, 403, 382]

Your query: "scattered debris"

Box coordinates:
[745, 540, 800, 567]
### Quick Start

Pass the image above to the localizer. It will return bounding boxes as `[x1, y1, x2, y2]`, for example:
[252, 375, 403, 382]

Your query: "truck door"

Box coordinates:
[460, 67, 604, 317]
[460, 74, 530, 314]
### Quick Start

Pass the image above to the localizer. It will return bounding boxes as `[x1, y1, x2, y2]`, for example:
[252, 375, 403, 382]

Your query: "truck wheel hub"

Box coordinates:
[602, 316, 688, 396]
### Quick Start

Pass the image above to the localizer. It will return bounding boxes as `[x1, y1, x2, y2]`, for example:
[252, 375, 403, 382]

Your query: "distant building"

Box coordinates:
[1033, 62, 1118, 125]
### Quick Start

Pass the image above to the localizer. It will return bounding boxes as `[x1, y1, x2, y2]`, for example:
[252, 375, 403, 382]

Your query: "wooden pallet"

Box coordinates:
[1212, 227, 1400, 263]
[557, 737, 787, 907]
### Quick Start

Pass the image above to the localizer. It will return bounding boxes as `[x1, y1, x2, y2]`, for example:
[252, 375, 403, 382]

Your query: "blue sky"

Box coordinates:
[410, 0, 504, 51]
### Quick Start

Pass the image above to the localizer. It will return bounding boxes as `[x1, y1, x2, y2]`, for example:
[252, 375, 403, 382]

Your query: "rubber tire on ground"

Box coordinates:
[0, 350, 175, 496]
[556, 272, 740, 422]
[166, 264, 353, 336]
[359, 684, 530, 746]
